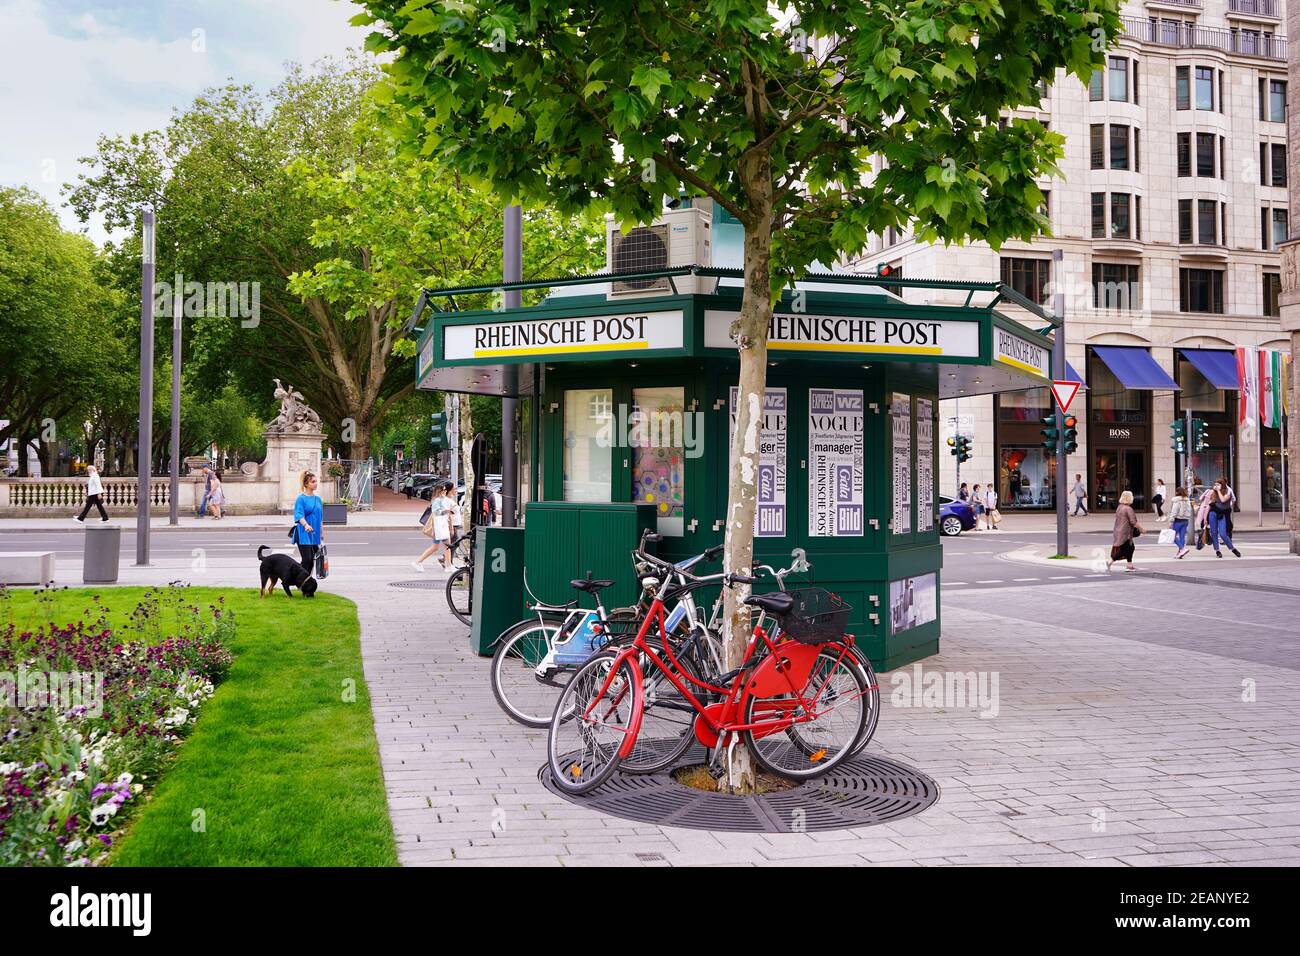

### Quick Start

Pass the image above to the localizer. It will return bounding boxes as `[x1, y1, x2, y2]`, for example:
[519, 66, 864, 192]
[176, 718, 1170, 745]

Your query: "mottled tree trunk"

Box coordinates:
[458, 395, 475, 530]
[719, 147, 775, 795]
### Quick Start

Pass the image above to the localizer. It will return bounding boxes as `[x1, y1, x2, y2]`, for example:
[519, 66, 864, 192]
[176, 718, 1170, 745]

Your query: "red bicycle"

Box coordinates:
[547, 539, 869, 794]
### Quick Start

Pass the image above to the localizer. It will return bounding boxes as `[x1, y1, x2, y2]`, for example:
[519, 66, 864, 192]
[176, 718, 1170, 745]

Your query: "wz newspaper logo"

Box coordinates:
[49, 886, 151, 936]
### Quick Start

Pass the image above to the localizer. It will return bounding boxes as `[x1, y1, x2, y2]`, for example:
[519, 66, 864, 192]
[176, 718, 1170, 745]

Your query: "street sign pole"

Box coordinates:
[136, 210, 155, 566]
[169, 271, 181, 525]
[1052, 249, 1067, 558]
[501, 204, 522, 527]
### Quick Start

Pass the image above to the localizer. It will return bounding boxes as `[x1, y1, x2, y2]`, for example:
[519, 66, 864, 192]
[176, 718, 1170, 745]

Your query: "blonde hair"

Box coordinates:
[300, 470, 316, 491]
[1119, 490, 1134, 505]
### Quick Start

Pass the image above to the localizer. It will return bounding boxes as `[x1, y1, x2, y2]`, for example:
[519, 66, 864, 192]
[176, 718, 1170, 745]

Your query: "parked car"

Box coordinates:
[939, 494, 976, 537]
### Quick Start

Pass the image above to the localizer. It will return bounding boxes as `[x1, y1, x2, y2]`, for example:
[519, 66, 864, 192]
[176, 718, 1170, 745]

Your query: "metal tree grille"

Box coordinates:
[539, 753, 939, 833]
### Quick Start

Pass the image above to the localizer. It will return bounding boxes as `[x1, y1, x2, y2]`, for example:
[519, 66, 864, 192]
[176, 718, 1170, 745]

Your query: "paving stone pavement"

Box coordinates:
[31, 550, 1300, 867]
[348, 572, 1300, 867]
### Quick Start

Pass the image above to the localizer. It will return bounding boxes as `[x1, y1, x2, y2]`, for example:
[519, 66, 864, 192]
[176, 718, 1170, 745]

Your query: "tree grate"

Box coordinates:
[539, 753, 939, 833]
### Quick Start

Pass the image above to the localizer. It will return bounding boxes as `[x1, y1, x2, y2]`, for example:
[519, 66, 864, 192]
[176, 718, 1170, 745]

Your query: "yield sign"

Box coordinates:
[1051, 380, 1080, 414]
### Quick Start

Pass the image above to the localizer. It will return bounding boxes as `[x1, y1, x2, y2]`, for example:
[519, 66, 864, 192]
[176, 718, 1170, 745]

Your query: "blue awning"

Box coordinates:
[1065, 361, 1085, 386]
[1092, 346, 1180, 390]
[1179, 348, 1238, 390]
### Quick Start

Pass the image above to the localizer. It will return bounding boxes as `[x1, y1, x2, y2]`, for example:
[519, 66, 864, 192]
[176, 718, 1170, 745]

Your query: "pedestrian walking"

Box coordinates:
[206, 473, 226, 519]
[971, 483, 984, 530]
[196, 465, 214, 518]
[984, 484, 1000, 530]
[1193, 484, 1214, 550]
[292, 470, 324, 576]
[1219, 477, 1238, 538]
[1168, 485, 1193, 558]
[448, 481, 466, 563]
[1070, 473, 1088, 516]
[74, 465, 109, 523]
[1207, 478, 1241, 558]
[1106, 490, 1144, 572]
[1152, 479, 1166, 520]
[412, 483, 452, 571]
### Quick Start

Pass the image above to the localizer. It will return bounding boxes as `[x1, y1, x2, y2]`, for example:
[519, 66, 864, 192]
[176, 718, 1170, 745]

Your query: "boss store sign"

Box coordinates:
[1102, 425, 1146, 444]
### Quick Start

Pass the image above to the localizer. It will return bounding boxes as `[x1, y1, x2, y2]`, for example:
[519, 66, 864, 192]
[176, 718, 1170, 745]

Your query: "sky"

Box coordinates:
[0, 0, 373, 244]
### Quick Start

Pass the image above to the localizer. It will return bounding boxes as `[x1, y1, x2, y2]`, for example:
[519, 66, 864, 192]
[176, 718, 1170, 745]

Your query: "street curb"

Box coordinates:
[1132, 567, 1300, 596]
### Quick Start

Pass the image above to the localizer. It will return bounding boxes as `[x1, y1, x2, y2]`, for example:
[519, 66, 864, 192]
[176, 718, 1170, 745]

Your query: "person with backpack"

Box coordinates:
[1168, 485, 1193, 559]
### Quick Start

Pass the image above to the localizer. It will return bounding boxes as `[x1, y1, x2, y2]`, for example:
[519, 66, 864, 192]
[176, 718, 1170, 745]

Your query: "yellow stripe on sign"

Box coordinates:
[772, 341, 945, 355]
[473, 340, 649, 358]
[997, 354, 1048, 377]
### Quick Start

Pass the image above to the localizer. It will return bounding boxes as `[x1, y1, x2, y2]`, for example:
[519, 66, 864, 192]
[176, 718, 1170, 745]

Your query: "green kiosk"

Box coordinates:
[415, 256, 1056, 671]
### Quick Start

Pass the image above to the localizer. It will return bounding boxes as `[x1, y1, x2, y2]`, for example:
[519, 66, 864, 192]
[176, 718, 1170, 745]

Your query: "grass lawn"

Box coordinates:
[3, 587, 397, 866]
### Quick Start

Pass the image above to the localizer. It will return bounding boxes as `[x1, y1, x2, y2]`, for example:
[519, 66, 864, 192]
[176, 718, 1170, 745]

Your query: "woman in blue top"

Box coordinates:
[293, 470, 323, 574]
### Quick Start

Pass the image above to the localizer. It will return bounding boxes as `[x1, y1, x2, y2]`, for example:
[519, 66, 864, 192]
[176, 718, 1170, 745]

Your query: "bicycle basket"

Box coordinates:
[777, 588, 852, 645]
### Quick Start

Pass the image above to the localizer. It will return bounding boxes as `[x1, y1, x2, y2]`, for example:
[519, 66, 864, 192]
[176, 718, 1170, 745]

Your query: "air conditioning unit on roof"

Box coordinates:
[606, 204, 713, 298]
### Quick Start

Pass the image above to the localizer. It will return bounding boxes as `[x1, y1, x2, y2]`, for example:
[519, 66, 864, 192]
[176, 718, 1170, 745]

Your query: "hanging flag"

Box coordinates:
[1260, 349, 1276, 429]
[1237, 347, 1258, 431]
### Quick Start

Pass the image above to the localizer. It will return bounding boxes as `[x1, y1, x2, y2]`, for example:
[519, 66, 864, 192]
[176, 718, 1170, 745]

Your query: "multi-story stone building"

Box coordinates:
[857, 0, 1292, 516]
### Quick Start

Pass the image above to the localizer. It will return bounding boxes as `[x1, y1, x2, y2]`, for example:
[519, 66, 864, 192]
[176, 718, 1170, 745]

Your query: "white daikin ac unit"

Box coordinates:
[606, 204, 713, 298]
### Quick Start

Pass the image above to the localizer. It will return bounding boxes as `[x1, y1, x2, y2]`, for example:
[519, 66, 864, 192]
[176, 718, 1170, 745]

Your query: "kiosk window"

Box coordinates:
[562, 388, 612, 502]
[630, 386, 687, 536]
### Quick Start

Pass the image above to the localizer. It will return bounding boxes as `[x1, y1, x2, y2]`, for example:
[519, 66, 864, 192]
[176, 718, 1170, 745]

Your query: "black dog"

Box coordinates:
[257, 545, 318, 598]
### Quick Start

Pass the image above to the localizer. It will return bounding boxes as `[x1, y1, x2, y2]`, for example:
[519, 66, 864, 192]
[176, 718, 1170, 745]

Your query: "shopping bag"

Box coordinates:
[314, 544, 329, 579]
[1157, 528, 1176, 545]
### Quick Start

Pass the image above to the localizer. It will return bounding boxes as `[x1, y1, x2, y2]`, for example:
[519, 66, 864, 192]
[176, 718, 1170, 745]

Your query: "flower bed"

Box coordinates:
[1, 585, 234, 866]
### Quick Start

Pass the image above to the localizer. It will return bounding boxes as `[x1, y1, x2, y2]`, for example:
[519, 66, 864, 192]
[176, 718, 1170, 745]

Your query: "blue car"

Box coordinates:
[939, 495, 977, 536]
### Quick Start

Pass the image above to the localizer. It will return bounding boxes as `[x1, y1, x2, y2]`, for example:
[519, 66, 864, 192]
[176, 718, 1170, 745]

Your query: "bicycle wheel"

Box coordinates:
[620, 637, 702, 774]
[548, 652, 640, 795]
[445, 566, 472, 626]
[743, 643, 866, 780]
[847, 651, 880, 758]
[490, 619, 568, 728]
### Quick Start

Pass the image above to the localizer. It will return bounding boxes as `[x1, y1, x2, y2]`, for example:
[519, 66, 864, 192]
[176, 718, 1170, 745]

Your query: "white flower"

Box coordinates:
[115, 772, 133, 787]
[0, 762, 20, 775]
[64, 839, 84, 854]
[90, 803, 117, 826]
[131, 784, 143, 795]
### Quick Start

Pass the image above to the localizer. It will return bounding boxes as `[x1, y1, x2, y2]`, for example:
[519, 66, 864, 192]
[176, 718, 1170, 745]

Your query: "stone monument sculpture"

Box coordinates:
[259, 380, 327, 511]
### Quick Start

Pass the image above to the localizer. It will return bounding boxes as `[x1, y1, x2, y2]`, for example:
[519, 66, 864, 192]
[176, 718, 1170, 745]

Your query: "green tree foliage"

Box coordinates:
[65, 57, 603, 461]
[358, 0, 1121, 790]
[0, 188, 126, 475]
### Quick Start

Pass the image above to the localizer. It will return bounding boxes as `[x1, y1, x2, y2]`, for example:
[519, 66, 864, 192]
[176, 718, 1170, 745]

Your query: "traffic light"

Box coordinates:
[876, 262, 899, 278]
[1040, 415, 1058, 453]
[430, 412, 445, 451]
[1169, 419, 1186, 454]
[956, 435, 972, 463]
[1062, 415, 1078, 454]
[1191, 417, 1209, 451]
[948, 436, 957, 455]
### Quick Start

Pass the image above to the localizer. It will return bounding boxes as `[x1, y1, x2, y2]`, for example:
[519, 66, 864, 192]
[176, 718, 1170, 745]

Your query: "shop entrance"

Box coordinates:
[1093, 447, 1147, 512]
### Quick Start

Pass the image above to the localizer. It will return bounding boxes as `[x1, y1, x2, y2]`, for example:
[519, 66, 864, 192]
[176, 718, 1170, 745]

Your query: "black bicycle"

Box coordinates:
[445, 525, 476, 626]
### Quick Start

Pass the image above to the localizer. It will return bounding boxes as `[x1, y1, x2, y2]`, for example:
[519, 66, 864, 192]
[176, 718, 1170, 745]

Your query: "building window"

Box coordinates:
[1198, 200, 1218, 245]
[1196, 133, 1216, 177]
[630, 386, 686, 535]
[1271, 143, 1287, 186]
[1195, 66, 1214, 110]
[1179, 268, 1224, 314]
[1264, 272, 1281, 317]
[1109, 57, 1129, 102]
[1092, 262, 1140, 311]
[1176, 65, 1190, 110]
[1260, 78, 1287, 122]
[1273, 208, 1288, 247]
[1178, 133, 1191, 177]
[1089, 69, 1103, 101]
[563, 388, 613, 503]
[1179, 199, 1193, 244]
[1041, 190, 1051, 220]
[1110, 124, 1130, 170]
[1261, 207, 1287, 249]
[1090, 124, 1104, 169]
[1091, 193, 1106, 238]
[1000, 257, 1052, 305]
[1110, 193, 1131, 239]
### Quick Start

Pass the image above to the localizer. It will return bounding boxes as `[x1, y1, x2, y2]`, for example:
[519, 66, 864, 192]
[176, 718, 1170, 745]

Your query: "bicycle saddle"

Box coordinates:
[571, 573, 616, 594]
[743, 591, 794, 616]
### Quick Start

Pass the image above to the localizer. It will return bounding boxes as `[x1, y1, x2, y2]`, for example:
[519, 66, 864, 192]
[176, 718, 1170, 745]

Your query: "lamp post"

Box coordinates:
[136, 210, 155, 566]
[501, 204, 521, 526]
